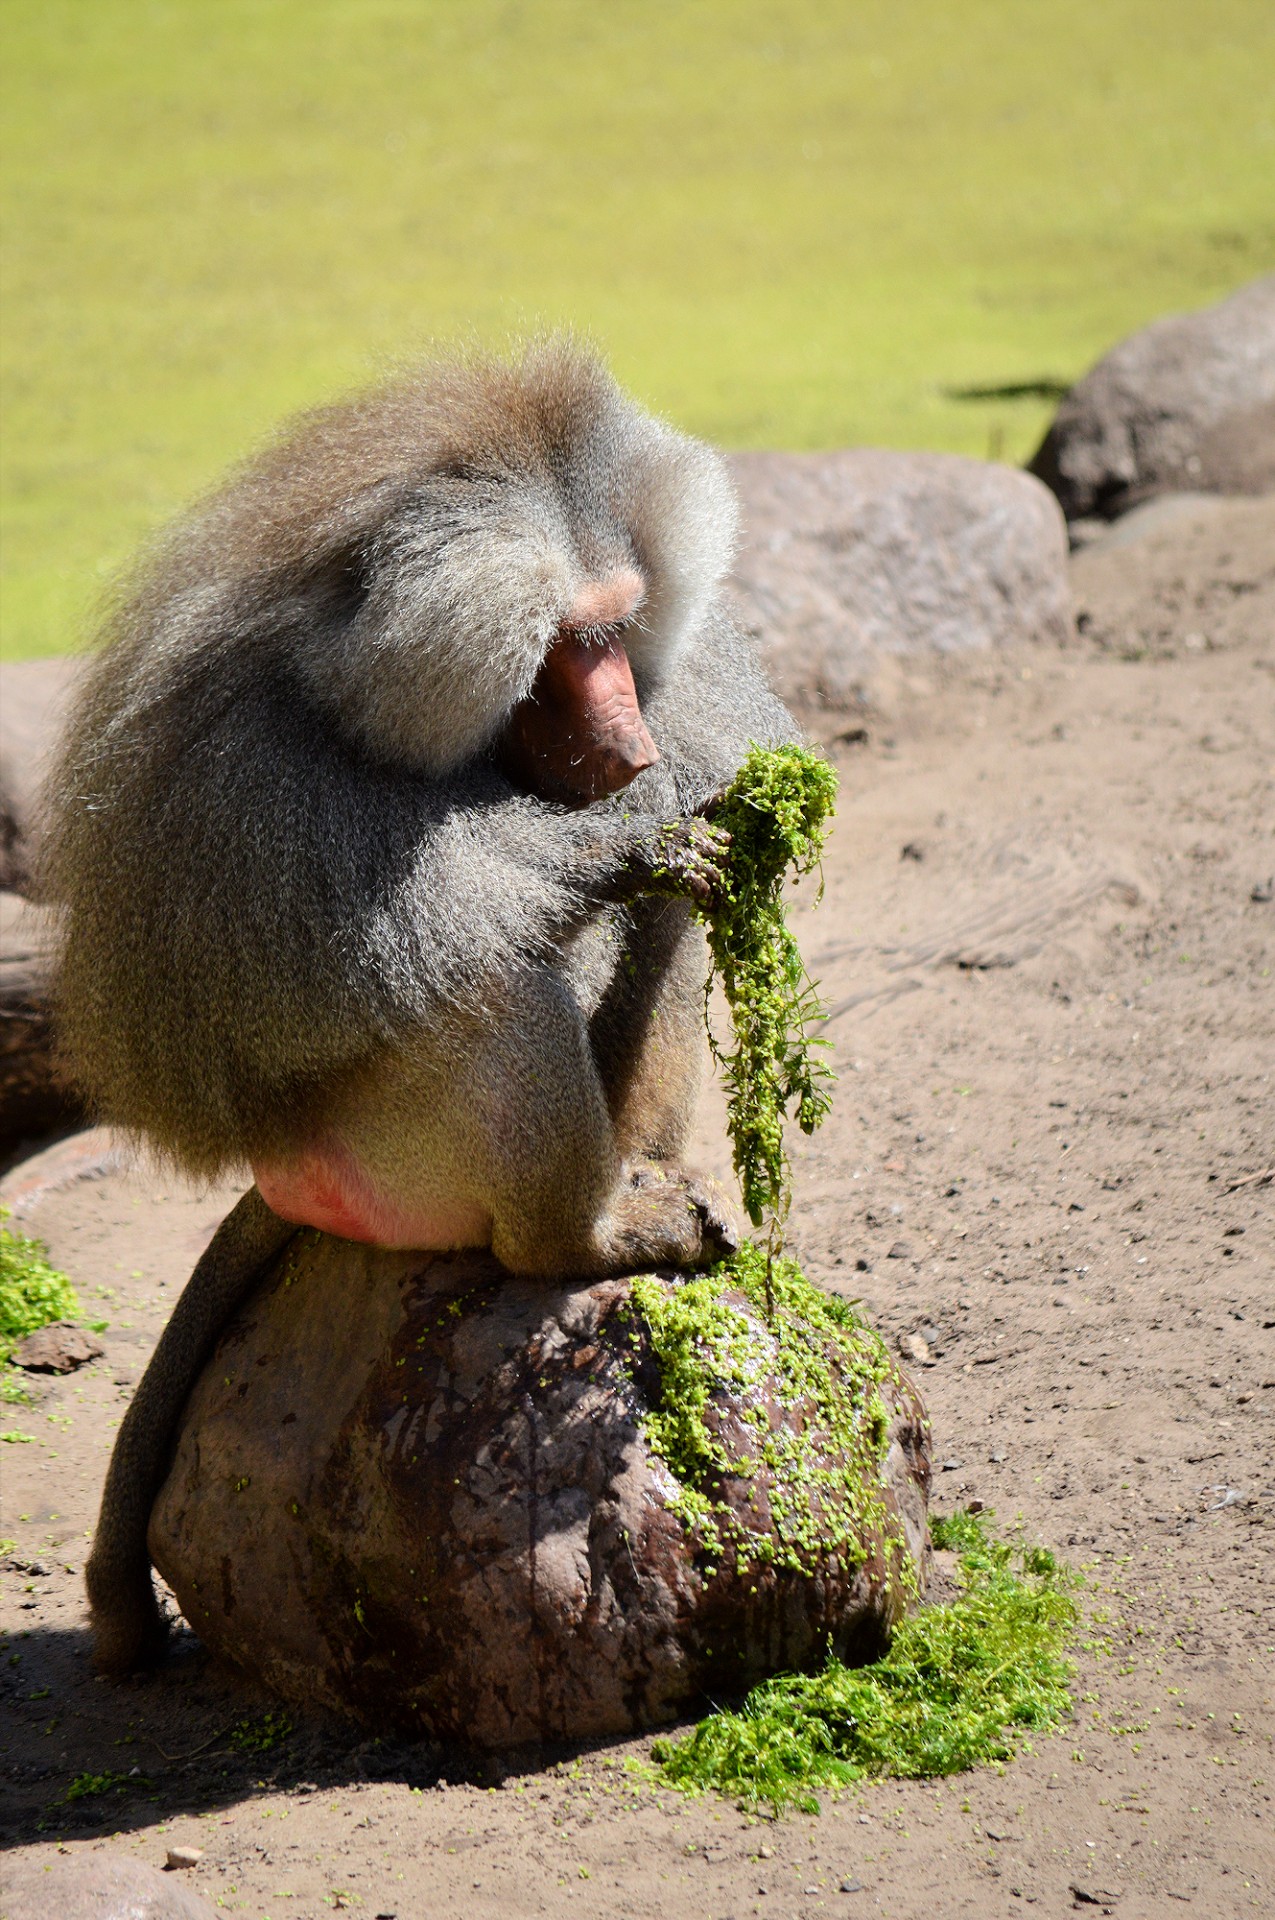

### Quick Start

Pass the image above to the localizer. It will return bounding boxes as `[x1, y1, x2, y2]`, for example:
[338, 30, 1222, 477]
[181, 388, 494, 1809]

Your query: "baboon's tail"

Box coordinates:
[85, 1185, 296, 1674]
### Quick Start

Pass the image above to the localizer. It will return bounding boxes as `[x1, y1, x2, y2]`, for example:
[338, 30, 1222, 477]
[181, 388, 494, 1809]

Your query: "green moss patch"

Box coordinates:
[629, 1243, 906, 1583]
[0, 1208, 78, 1364]
[701, 743, 837, 1230]
[651, 1509, 1078, 1813]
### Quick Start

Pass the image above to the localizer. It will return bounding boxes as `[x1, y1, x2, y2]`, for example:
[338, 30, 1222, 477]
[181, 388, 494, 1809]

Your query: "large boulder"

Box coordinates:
[150, 1239, 931, 1748]
[726, 450, 1071, 713]
[1029, 275, 1275, 520]
[0, 656, 77, 894]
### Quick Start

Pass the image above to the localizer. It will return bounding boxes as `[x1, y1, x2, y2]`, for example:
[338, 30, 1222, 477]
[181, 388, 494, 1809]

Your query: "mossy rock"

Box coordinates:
[149, 1236, 931, 1747]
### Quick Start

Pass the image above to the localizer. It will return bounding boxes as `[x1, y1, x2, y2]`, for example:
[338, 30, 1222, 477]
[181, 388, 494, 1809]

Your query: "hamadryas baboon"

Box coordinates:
[40, 340, 795, 1671]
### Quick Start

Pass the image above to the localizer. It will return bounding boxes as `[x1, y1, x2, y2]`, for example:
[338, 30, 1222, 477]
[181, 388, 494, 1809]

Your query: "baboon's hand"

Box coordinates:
[618, 816, 732, 909]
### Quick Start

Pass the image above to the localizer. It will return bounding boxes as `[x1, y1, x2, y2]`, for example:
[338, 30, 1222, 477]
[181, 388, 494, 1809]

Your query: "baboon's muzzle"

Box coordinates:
[499, 623, 659, 807]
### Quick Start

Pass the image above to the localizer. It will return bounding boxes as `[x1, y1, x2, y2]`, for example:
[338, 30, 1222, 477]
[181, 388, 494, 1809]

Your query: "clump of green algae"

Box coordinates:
[1, 1208, 79, 1406]
[651, 1508, 1078, 1813]
[632, 747, 900, 1575]
[0, 1208, 78, 1363]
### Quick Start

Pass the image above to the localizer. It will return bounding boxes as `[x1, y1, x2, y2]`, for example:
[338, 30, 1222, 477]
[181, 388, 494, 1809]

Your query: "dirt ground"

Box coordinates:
[1, 492, 1272, 1919]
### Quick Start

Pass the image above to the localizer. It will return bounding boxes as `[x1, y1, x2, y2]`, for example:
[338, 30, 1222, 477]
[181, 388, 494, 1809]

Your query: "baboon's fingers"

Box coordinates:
[680, 820, 732, 906]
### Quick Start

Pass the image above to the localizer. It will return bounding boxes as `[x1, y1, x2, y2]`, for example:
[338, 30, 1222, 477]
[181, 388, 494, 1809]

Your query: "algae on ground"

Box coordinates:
[628, 1243, 903, 1579]
[0, 1208, 80, 1406]
[651, 1509, 1078, 1814]
[0, 1208, 78, 1363]
[700, 742, 837, 1232]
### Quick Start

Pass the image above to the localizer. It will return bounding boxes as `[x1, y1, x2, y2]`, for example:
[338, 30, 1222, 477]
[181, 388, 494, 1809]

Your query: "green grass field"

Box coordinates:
[2, 0, 1272, 659]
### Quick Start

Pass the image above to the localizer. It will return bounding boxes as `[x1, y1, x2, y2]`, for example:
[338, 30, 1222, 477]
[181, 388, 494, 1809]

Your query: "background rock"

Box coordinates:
[150, 1238, 931, 1748]
[0, 889, 84, 1158]
[0, 656, 77, 894]
[1, 1852, 218, 1920]
[726, 450, 1071, 714]
[0, 1123, 132, 1222]
[1070, 493, 1275, 660]
[1029, 275, 1275, 520]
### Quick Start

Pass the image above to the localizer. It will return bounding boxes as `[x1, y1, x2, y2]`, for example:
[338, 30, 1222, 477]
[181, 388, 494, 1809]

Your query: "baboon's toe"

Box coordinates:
[686, 1174, 741, 1263]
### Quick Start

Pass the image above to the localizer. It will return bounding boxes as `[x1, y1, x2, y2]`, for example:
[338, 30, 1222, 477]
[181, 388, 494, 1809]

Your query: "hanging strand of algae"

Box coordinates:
[634, 751, 1081, 1811]
[698, 742, 839, 1307]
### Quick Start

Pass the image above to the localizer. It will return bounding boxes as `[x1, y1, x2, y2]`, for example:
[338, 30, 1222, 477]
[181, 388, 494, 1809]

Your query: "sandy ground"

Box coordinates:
[1, 493, 1272, 1919]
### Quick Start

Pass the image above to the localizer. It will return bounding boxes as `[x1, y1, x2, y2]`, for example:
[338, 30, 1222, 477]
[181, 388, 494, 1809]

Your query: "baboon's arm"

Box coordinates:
[85, 1186, 295, 1674]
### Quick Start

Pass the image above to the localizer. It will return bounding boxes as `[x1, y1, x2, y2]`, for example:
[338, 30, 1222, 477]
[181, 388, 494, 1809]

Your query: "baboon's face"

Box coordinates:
[291, 351, 739, 784]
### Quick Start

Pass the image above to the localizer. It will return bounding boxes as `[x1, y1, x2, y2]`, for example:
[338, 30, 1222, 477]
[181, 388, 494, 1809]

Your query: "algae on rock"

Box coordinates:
[628, 1244, 908, 1584]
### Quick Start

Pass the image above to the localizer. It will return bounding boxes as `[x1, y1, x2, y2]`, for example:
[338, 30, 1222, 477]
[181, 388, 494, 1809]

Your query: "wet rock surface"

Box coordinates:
[149, 1239, 930, 1748]
[726, 449, 1071, 711]
[1029, 274, 1275, 520]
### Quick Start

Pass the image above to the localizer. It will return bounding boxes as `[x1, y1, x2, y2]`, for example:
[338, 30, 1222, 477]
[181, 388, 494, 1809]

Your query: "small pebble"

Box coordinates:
[840, 1879, 864, 1894]
[886, 1239, 914, 1260]
[941, 1458, 963, 1472]
[165, 1846, 204, 1870]
[899, 1332, 933, 1366]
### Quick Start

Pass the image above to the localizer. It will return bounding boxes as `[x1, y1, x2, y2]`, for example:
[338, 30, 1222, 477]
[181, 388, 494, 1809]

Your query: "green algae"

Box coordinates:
[651, 1509, 1078, 1814]
[701, 743, 838, 1233]
[1, 1207, 80, 1405]
[628, 1243, 905, 1583]
[642, 749, 1076, 1808]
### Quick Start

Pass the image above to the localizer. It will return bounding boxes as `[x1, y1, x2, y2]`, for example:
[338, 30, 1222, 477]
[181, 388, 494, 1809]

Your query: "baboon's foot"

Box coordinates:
[682, 1172, 741, 1266]
[620, 1162, 740, 1270]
